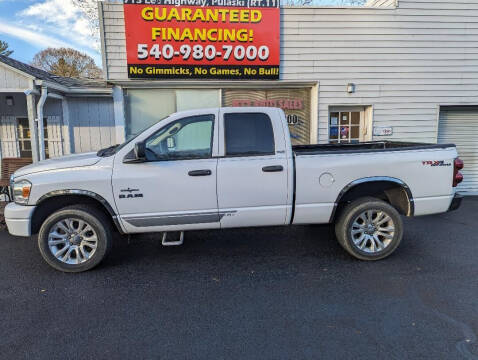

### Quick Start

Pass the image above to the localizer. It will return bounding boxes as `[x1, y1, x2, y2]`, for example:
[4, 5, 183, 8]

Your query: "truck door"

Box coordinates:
[217, 108, 291, 228]
[112, 111, 219, 233]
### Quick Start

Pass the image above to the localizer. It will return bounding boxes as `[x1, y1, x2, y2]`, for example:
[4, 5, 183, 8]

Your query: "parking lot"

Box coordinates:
[0, 197, 477, 360]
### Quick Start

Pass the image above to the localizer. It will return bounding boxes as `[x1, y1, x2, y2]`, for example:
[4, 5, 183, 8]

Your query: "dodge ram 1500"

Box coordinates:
[5, 107, 463, 272]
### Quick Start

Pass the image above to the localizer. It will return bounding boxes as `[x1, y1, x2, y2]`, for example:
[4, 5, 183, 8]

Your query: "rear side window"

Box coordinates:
[224, 113, 275, 156]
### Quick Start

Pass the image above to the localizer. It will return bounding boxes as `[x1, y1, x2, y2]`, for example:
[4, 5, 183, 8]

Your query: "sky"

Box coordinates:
[0, 0, 102, 66]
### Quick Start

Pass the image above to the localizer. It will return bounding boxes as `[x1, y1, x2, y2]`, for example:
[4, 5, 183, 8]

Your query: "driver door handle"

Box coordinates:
[188, 169, 212, 176]
[262, 165, 284, 172]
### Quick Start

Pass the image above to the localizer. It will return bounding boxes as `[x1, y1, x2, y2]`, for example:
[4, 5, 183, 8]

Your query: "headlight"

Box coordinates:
[13, 180, 32, 205]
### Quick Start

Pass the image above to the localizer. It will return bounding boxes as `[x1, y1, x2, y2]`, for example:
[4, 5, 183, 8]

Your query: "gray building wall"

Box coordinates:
[100, 0, 478, 144]
[0, 93, 28, 117]
[68, 97, 116, 153]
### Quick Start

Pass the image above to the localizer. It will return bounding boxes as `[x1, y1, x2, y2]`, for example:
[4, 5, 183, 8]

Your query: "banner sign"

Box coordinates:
[123, 0, 280, 80]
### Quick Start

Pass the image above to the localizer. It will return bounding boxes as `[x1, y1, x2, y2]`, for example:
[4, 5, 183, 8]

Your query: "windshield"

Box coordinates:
[97, 116, 169, 157]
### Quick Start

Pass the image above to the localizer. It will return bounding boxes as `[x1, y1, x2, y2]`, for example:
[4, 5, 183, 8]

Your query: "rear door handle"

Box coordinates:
[188, 169, 212, 176]
[262, 165, 284, 172]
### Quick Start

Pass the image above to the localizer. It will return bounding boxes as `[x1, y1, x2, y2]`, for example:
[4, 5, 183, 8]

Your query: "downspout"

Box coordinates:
[36, 86, 48, 161]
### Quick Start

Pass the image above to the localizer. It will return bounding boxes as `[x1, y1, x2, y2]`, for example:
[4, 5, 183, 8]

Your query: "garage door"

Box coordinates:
[438, 106, 478, 194]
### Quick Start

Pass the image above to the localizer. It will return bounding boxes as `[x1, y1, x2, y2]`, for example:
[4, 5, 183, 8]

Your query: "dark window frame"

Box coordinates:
[142, 114, 216, 162]
[16, 117, 49, 159]
[223, 112, 276, 158]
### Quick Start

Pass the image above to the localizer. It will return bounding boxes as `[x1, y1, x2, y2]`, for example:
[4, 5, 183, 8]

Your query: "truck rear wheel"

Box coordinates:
[38, 205, 112, 272]
[335, 197, 403, 261]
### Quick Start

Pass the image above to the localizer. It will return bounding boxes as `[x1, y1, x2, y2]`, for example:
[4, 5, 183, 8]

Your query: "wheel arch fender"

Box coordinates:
[330, 176, 414, 222]
[31, 190, 124, 235]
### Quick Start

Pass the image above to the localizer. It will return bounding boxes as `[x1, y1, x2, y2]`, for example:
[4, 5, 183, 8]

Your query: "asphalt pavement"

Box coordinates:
[0, 197, 477, 360]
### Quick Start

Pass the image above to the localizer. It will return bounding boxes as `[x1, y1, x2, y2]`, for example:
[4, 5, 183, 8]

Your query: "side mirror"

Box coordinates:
[134, 141, 146, 160]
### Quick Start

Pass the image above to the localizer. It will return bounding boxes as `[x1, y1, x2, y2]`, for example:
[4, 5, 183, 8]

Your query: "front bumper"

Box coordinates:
[448, 193, 464, 212]
[4, 203, 35, 237]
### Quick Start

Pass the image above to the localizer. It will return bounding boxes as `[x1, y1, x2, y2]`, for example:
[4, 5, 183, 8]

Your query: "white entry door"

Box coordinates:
[112, 113, 220, 233]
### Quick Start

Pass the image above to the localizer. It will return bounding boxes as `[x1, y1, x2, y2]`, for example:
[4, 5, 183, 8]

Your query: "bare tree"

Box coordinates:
[0, 40, 13, 56]
[32, 48, 102, 79]
[71, 0, 100, 49]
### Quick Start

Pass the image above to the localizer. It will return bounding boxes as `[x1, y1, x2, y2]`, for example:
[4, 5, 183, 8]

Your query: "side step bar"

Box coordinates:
[162, 232, 184, 246]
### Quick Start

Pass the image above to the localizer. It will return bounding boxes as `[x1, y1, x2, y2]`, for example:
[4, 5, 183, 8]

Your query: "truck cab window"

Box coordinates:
[224, 113, 275, 156]
[145, 114, 214, 160]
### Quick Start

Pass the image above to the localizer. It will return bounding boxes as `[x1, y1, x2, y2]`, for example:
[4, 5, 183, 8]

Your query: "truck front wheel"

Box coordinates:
[335, 197, 403, 261]
[38, 205, 112, 272]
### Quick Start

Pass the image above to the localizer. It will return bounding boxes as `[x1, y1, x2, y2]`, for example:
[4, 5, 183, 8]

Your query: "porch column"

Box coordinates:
[61, 98, 74, 154]
[26, 93, 39, 162]
[113, 86, 126, 144]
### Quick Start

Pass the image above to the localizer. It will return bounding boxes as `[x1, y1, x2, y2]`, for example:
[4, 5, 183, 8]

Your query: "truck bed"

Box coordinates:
[292, 141, 455, 156]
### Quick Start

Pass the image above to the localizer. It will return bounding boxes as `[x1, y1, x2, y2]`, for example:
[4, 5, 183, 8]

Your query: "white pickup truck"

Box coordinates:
[5, 107, 464, 272]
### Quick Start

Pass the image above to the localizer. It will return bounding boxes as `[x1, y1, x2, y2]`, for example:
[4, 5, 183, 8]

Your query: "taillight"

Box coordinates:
[453, 158, 464, 187]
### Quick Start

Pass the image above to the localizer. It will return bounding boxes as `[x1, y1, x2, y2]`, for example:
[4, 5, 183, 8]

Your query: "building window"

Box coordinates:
[125, 89, 220, 139]
[329, 110, 361, 143]
[124, 87, 312, 145]
[17, 118, 49, 158]
[222, 88, 311, 145]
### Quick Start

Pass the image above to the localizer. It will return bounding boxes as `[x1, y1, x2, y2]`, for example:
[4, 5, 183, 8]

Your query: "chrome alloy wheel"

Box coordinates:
[350, 210, 395, 253]
[48, 218, 98, 265]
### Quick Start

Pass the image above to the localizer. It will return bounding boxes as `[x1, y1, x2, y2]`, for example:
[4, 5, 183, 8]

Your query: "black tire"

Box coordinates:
[38, 205, 112, 272]
[335, 197, 403, 261]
